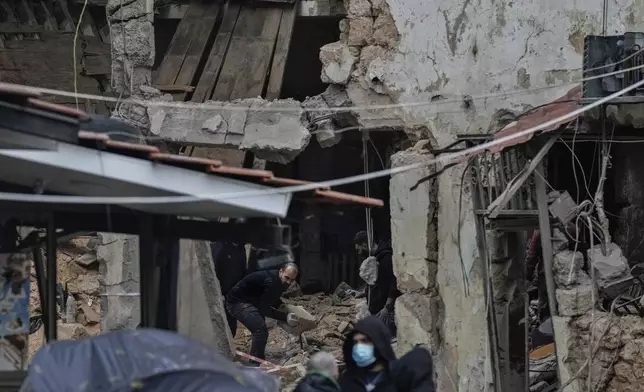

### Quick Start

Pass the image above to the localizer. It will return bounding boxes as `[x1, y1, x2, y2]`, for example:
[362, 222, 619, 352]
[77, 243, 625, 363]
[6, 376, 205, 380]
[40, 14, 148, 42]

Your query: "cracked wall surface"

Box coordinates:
[329, 0, 644, 391]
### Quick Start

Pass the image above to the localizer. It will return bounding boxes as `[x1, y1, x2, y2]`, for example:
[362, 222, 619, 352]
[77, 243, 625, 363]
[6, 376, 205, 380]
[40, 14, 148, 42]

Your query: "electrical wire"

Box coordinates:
[1, 78, 643, 205]
[6, 62, 644, 114]
[73, 0, 90, 110]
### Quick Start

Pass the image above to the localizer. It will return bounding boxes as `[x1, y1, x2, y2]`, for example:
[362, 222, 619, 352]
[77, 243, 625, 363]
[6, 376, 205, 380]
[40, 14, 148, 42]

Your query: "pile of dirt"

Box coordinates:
[233, 289, 369, 390]
[28, 235, 102, 360]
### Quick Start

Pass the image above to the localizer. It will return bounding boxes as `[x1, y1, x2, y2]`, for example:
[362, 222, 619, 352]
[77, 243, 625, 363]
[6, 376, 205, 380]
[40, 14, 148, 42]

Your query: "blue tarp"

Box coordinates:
[23, 329, 280, 392]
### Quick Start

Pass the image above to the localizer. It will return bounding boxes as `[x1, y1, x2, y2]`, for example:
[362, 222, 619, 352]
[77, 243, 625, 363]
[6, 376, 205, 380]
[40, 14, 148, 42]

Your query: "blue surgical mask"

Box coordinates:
[352, 343, 376, 368]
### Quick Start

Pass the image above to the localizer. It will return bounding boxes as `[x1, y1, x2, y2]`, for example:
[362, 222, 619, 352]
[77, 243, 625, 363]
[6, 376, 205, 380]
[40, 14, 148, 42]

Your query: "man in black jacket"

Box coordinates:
[224, 263, 300, 361]
[354, 232, 401, 336]
[339, 316, 397, 392]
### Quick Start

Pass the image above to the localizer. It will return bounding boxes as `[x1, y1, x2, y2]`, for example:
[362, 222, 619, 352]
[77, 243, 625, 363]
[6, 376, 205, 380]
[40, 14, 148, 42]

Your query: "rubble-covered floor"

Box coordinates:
[28, 236, 102, 360]
[233, 292, 371, 391]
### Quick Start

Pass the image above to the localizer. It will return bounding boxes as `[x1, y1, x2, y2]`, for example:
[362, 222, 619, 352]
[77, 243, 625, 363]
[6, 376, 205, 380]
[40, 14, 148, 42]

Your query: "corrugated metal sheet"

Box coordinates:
[491, 86, 581, 153]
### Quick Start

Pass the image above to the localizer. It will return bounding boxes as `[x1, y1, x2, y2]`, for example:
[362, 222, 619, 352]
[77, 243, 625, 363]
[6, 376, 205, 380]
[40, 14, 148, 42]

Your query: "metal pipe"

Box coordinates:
[31, 246, 49, 340]
[46, 216, 57, 340]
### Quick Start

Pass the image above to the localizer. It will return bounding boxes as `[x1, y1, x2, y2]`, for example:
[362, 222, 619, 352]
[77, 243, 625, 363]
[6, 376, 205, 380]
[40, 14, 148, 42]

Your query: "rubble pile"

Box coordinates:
[234, 286, 368, 390]
[28, 235, 102, 359]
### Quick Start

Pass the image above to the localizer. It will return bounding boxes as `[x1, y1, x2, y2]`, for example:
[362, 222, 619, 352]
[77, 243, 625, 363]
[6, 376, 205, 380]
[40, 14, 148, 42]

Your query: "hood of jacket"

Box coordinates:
[391, 346, 436, 392]
[374, 242, 392, 260]
[342, 316, 396, 371]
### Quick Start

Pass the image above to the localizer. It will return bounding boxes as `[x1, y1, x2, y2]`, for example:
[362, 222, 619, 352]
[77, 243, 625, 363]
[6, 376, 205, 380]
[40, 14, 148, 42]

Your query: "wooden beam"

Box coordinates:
[191, 2, 241, 102]
[211, 5, 282, 100]
[264, 6, 296, 100]
[486, 132, 560, 219]
[535, 160, 558, 316]
[0, 23, 45, 34]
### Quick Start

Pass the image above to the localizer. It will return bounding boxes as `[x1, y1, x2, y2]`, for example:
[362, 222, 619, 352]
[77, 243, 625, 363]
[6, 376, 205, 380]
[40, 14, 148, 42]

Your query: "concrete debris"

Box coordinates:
[587, 242, 629, 284]
[29, 238, 103, 360]
[347, 17, 373, 47]
[149, 97, 311, 164]
[551, 227, 570, 252]
[242, 99, 312, 164]
[554, 312, 644, 392]
[302, 95, 342, 148]
[234, 291, 365, 389]
[555, 272, 596, 317]
[319, 42, 356, 85]
[553, 250, 584, 287]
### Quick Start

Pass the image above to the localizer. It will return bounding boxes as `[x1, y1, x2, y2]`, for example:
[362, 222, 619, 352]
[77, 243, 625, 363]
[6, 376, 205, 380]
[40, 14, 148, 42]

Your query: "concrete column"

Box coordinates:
[177, 240, 234, 358]
[389, 142, 441, 352]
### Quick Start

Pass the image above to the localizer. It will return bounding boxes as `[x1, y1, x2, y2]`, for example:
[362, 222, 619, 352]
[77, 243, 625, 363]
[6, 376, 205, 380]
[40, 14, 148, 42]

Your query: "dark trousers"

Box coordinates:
[225, 301, 268, 361]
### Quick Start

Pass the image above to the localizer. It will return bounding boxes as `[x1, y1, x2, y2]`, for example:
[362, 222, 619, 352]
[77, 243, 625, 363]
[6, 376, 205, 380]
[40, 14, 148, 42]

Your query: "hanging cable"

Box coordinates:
[362, 132, 374, 248]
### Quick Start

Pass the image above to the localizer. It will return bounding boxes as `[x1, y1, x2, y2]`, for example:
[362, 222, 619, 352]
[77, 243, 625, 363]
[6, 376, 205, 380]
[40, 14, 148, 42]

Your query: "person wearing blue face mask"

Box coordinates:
[339, 316, 397, 392]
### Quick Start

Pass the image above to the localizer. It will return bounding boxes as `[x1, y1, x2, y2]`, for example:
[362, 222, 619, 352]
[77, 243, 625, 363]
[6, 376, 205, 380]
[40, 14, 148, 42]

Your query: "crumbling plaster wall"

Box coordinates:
[332, 1, 644, 391]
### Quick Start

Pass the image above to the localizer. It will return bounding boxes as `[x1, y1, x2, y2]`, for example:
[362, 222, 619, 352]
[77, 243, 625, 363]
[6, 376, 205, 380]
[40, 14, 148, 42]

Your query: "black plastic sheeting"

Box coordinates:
[22, 329, 280, 392]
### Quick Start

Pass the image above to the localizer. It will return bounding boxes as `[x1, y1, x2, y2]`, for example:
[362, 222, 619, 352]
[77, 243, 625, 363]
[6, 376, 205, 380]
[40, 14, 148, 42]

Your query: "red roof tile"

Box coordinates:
[0, 82, 383, 208]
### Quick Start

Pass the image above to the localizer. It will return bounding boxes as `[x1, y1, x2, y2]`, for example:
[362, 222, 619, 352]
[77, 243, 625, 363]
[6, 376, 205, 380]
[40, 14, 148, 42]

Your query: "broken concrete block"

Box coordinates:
[302, 94, 342, 148]
[553, 250, 584, 287]
[278, 304, 317, 335]
[320, 42, 356, 85]
[552, 227, 570, 252]
[338, 321, 349, 333]
[587, 242, 629, 283]
[348, 17, 374, 47]
[74, 252, 98, 267]
[372, 13, 399, 47]
[346, 0, 372, 17]
[177, 240, 234, 358]
[241, 99, 311, 164]
[355, 300, 370, 321]
[555, 273, 595, 316]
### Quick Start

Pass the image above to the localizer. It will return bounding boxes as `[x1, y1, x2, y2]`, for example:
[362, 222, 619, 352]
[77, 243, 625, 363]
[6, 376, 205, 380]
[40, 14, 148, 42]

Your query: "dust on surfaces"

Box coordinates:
[233, 289, 375, 391]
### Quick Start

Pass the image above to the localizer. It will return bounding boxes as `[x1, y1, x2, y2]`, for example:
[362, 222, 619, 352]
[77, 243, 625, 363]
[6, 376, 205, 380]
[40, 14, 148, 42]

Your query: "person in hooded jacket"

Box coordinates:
[354, 232, 401, 337]
[339, 316, 397, 392]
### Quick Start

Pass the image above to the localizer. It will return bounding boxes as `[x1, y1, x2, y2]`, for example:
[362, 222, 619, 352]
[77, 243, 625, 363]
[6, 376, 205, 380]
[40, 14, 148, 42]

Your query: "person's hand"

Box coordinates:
[286, 313, 300, 327]
[385, 298, 395, 311]
[376, 307, 394, 324]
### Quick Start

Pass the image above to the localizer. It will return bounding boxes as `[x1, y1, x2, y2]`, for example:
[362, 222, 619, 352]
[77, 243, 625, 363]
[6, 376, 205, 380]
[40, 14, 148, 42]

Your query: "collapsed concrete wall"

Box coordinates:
[148, 97, 311, 164]
[330, 0, 644, 390]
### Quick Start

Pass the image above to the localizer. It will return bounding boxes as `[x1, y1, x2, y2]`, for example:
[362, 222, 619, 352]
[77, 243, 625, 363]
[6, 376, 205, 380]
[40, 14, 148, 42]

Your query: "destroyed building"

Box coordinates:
[3, 0, 644, 391]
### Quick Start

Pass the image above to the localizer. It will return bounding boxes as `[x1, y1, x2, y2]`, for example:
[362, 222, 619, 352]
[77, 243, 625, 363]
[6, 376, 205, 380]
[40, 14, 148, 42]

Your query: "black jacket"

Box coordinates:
[225, 270, 288, 321]
[369, 243, 401, 315]
[211, 241, 247, 295]
[295, 371, 340, 392]
[391, 346, 436, 392]
[339, 316, 397, 392]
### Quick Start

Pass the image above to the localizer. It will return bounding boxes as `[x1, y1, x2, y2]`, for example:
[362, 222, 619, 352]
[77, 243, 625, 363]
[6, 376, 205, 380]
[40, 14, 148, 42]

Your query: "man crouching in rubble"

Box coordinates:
[225, 263, 301, 362]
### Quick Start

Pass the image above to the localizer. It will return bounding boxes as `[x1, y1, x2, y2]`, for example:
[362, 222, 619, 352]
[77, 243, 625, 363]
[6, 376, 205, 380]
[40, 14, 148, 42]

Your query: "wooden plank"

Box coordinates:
[54, 0, 75, 31]
[171, 1, 222, 101]
[486, 132, 559, 218]
[0, 23, 46, 34]
[154, 1, 215, 86]
[212, 5, 282, 101]
[191, 2, 242, 102]
[264, 6, 296, 101]
[38, 0, 59, 31]
[535, 160, 558, 317]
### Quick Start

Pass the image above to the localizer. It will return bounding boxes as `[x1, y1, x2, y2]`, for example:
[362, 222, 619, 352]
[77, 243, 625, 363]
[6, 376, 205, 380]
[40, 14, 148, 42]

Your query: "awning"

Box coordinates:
[491, 86, 581, 153]
[0, 82, 383, 222]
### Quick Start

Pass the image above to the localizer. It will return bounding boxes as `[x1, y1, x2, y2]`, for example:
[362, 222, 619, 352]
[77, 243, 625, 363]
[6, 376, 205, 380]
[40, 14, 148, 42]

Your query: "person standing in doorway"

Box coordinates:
[354, 231, 400, 337]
